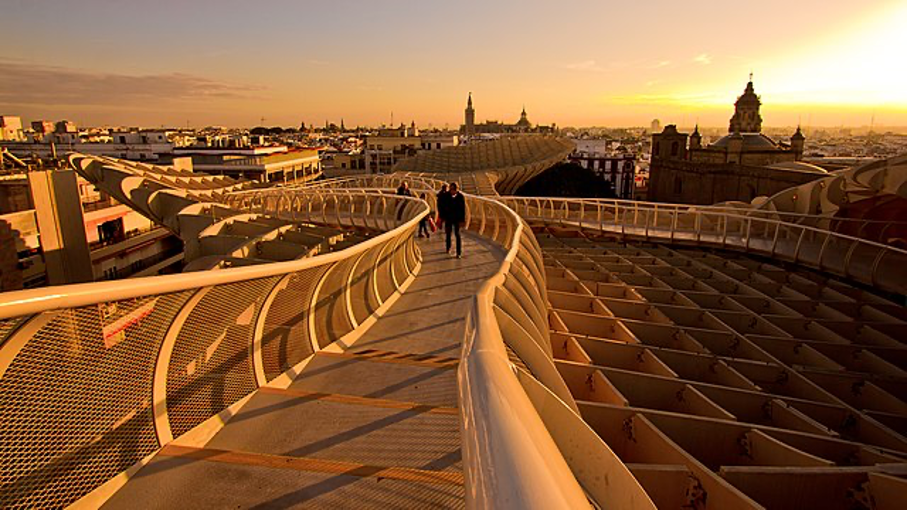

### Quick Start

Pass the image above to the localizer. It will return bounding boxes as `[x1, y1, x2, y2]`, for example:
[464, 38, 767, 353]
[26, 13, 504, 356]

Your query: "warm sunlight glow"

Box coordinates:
[768, 3, 907, 108]
[601, 2, 906, 127]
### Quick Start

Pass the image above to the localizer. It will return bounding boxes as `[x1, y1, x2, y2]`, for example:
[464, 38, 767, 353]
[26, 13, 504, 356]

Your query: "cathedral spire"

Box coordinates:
[464, 92, 475, 136]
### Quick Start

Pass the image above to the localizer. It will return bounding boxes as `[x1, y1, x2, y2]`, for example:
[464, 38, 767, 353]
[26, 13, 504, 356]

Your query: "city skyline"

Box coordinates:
[1, 0, 905, 128]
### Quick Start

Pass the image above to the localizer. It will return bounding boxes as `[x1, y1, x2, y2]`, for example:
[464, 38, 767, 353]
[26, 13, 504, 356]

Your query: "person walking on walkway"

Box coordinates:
[417, 192, 432, 238]
[396, 181, 412, 197]
[395, 181, 412, 221]
[435, 183, 450, 232]
[445, 182, 466, 258]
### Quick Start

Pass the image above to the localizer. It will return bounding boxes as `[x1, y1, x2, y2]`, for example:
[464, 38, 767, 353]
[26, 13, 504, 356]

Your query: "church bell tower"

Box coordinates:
[728, 75, 763, 133]
[464, 92, 475, 136]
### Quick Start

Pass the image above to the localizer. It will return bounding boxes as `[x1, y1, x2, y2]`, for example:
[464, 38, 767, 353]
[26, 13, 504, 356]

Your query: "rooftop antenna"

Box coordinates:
[260, 116, 265, 126]
[391, 111, 394, 127]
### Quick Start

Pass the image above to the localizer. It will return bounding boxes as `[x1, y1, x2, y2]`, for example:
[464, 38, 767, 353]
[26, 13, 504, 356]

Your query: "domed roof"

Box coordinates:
[710, 132, 779, 149]
[515, 106, 532, 127]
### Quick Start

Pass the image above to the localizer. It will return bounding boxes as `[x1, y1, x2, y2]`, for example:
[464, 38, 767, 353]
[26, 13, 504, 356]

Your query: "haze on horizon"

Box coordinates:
[1, 0, 905, 130]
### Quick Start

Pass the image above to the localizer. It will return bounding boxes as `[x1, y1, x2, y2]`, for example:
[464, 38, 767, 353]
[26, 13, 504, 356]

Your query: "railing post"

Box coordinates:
[841, 240, 858, 277]
[793, 228, 806, 262]
[745, 217, 752, 252]
[878, 222, 891, 245]
[598, 203, 603, 235]
[644, 208, 649, 240]
[722, 215, 728, 247]
[869, 249, 886, 288]
[771, 222, 780, 256]
[817, 231, 833, 270]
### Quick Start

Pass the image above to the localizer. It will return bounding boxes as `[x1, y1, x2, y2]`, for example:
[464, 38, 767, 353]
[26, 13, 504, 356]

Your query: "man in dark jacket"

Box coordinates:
[445, 182, 466, 258]
[435, 183, 450, 230]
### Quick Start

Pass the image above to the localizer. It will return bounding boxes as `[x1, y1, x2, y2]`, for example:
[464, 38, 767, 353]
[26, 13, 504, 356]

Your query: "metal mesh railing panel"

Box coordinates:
[374, 242, 397, 302]
[166, 278, 277, 437]
[404, 235, 420, 274]
[0, 292, 191, 509]
[260, 268, 327, 382]
[311, 257, 356, 348]
[349, 246, 383, 325]
[0, 316, 26, 345]
[390, 237, 410, 288]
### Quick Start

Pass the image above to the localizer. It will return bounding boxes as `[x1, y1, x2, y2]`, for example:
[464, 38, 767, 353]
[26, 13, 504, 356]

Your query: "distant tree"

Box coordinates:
[514, 162, 616, 199]
[250, 126, 268, 135]
[267, 127, 284, 135]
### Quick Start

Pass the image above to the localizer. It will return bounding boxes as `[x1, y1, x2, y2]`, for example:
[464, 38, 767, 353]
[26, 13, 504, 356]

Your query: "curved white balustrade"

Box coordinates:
[0, 188, 429, 509]
[501, 196, 907, 297]
[509, 195, 906, 240]
[456, 193, 656, 509]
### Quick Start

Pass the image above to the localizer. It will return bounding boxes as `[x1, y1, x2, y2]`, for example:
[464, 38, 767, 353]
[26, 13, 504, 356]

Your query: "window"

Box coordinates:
[670, 141, 679, 156]
[674, 176, 683, 194]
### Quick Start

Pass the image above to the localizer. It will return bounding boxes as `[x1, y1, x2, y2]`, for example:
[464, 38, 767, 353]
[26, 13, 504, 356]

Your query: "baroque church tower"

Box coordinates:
[728, 76, 762, 133]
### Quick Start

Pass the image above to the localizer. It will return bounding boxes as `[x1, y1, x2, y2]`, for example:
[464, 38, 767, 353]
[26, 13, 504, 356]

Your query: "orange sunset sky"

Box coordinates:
[1, 0, 905, 128]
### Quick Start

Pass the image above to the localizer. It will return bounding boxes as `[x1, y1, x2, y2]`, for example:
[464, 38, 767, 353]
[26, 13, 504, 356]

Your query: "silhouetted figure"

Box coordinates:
[435, 183, 449, 231]
[418, 192, 431, 238]
[396, 181, 412, 220]
[396, 181, 412, 197]
[445, 182, 466, 258]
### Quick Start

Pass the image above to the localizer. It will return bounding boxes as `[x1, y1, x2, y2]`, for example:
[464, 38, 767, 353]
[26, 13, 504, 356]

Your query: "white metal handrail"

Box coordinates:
[457, 194, 655, 509]
[501, 196, 907, 296]
[295, 173, 455, 192]
[503, 195, 907, 229]
[0, 191, 428, 320]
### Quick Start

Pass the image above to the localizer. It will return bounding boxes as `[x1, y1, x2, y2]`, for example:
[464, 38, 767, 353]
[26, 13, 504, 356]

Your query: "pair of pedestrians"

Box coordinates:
[435, 183, 466, 258]
[399, 181, 438, 239]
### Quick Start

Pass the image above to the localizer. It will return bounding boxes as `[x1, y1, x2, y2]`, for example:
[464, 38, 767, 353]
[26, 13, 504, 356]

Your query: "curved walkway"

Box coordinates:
[102, 232, 505, 509]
